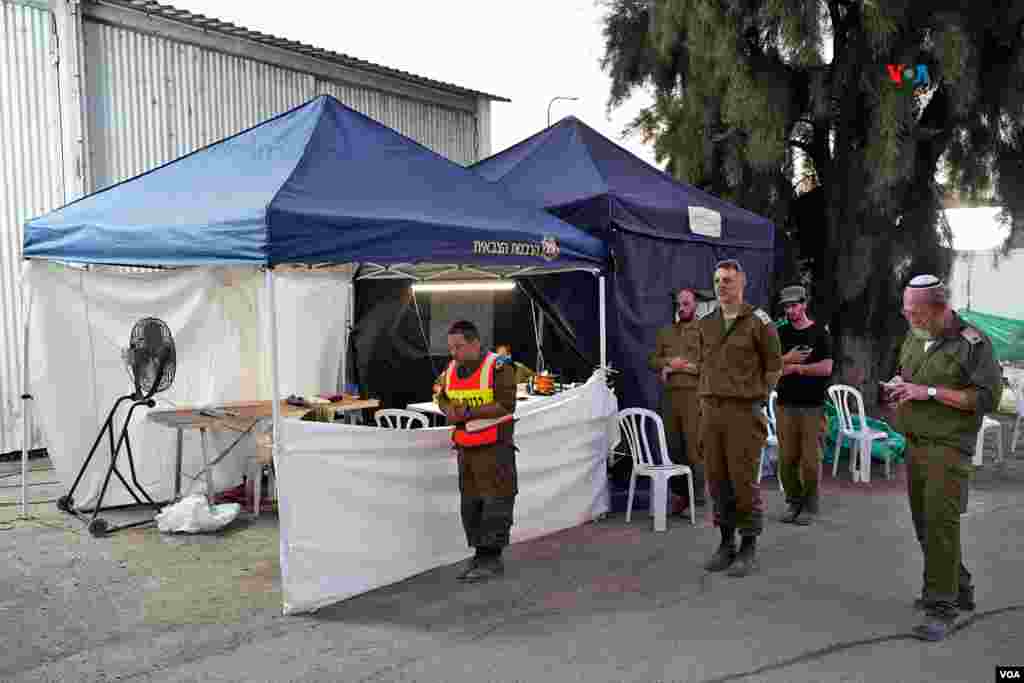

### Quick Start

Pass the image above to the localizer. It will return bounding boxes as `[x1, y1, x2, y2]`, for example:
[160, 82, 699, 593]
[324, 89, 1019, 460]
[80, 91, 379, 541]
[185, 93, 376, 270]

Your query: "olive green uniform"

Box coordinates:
[697, 304, 783, 537]
[435, 358, 518, 550]
[648, 319, 705, 503]
[894, 313, 1002, 608]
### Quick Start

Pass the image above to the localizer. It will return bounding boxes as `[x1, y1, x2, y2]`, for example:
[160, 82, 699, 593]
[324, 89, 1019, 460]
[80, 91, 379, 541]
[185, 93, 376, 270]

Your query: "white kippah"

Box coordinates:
[908, 274, 942, 288]
[905, 274, 947, 304]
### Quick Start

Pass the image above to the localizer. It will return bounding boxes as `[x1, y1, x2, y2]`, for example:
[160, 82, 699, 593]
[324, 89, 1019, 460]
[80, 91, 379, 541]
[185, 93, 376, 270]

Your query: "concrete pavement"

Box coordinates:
[1, 448, 1023, 683]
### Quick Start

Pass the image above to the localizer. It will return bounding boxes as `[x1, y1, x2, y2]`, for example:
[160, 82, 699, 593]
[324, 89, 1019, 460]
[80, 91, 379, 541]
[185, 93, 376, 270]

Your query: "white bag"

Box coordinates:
[155, 494, 241, 534]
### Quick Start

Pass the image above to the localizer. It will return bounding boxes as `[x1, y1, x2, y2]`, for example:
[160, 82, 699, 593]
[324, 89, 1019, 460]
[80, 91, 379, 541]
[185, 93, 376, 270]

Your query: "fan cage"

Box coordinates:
[127, 317, 176, 398]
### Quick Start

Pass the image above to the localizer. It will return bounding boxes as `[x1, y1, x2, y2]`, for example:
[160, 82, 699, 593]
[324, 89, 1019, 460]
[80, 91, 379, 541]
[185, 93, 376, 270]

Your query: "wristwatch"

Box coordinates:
[927, 386, 937, 399]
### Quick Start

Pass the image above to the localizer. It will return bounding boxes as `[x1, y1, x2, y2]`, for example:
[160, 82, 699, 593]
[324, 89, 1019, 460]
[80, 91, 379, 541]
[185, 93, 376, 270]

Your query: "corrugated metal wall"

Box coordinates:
[84, 20, 317, 190]
[318, 80, 478, 166]
[84, 21, 480, 189]
[0, 2, 63, 453]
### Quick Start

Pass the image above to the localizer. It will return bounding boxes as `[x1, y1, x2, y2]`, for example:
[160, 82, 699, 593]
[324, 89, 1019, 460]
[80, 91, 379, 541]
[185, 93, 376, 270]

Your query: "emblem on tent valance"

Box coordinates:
[541, 236, 560, 262]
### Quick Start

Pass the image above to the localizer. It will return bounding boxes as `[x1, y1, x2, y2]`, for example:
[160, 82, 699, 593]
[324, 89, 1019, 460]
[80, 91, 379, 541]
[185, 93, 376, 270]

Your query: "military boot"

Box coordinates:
[793, 496, 817, 526]
[914, 585, 975, 612]
[456, 551, 483, 581]
[780, 501, 803, 524]
[459, 548, 505, 583]
[703, 526, 736, 572]
[727, 535, 759, 577]
[913, 601, 958, 642]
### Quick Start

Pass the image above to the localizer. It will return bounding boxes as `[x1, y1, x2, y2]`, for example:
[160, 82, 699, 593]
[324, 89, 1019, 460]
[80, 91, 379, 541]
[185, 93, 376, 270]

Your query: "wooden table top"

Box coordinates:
[148, 397, 380, 432]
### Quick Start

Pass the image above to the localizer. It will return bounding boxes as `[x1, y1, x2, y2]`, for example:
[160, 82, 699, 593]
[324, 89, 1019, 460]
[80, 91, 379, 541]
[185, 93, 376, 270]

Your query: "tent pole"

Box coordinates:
[21, 294, 32, 519]
[599, 274, 607, 370]
[266, 269, 282, 457]
[20, 276, 36, 519]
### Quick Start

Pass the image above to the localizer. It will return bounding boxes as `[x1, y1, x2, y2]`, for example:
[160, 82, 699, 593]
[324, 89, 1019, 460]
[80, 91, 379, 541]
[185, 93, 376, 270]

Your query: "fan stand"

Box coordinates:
[57, 393, 163, 537]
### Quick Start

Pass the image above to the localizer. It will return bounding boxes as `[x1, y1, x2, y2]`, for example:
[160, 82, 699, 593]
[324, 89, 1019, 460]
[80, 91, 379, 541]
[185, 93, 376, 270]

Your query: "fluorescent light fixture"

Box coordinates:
[411, 281, 517, 293]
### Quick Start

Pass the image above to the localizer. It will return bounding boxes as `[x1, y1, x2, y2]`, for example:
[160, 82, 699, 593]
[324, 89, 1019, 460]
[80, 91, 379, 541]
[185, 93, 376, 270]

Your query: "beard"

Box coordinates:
[910, 326, 932, 341]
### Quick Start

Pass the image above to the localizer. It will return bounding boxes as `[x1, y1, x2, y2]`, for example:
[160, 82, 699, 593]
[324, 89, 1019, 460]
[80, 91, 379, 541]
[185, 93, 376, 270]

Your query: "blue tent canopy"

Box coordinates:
[24, 96, 607, 270]
[472, 116, 776, 411]
[472, 116, 774, 250]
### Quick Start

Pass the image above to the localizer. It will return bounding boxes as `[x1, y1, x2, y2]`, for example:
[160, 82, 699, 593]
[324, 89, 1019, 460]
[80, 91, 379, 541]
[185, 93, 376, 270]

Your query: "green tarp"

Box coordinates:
[958, 309, 1024, 361]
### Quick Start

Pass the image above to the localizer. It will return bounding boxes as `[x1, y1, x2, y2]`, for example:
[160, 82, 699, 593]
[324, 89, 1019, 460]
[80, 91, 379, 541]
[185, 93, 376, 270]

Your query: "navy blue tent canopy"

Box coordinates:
[24, 96, 607, 270]
[472, 116, 776, 411]
[472, 115, 774, 250]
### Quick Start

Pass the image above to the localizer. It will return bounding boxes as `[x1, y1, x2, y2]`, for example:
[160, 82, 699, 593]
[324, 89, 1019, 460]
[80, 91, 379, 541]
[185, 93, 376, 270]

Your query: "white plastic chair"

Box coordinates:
[1010, 379, 1023, 456]
[758, 391, 782, 492]
[618, 408, 695, 531]
[973, 416, 1005, 467]
[375, 409, 429, 429]
[827, 385, 888, 483]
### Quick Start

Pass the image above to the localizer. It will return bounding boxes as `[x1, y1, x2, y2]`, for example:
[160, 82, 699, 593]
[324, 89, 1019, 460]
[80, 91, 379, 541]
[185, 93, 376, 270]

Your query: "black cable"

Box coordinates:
[700, 603, 1024, 683]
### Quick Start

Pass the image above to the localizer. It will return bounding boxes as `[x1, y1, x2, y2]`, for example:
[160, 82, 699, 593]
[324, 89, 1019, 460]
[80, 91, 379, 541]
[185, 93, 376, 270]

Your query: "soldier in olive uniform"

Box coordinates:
[648, 288, 706, 509]
[883, 275, 1002, 641]
[697, 259, 783, 577]
[434, 320, 518, 582]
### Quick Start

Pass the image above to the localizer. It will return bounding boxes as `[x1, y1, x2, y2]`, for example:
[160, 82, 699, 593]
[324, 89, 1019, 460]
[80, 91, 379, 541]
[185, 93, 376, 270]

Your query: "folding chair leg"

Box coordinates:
[686, 473, 696, 527]
[251, 460, 262, 520]
[651, 475, 668, 532]
[860, 440, 872, 484]
[832, 436, 843, 478]
[974, 427, 986, 467]
[757, 448, 765, 484]
[625, 473, 637, 523]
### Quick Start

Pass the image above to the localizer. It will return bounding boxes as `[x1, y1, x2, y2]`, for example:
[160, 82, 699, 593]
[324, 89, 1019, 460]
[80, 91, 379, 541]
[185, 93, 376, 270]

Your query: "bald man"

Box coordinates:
[884, 274, 1002, 641]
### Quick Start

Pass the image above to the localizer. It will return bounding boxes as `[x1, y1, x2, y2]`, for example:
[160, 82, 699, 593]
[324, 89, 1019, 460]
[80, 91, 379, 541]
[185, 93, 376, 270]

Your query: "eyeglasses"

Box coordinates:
[714, 259, 743, 272]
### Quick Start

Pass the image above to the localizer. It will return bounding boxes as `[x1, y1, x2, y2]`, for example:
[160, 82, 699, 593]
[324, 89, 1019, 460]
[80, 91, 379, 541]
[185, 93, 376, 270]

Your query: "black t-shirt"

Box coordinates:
[776, 321, 834, 405]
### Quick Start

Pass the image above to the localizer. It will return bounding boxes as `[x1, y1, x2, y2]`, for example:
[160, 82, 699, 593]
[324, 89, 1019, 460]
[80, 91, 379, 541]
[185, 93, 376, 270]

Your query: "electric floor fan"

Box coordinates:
[57, 317, 176, 536]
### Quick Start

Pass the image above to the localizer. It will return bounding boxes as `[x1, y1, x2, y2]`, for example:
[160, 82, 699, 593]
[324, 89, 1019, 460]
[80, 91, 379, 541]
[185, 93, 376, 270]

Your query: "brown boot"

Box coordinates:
[703, 527, 736, 572]
[460, 556, 505, 582]
[727, 536, 759, 577]
[780, 502, 802, 524]
[456, 553, 482, 581]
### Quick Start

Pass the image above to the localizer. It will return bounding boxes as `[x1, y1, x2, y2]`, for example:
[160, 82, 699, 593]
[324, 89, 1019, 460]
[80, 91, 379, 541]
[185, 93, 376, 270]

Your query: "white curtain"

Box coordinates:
[23, 262, 350, 509]
[276, 372, 618, 615]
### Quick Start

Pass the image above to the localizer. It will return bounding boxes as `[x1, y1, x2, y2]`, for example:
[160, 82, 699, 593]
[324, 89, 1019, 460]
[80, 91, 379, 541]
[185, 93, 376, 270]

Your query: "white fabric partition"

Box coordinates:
[276, 372, 618, 615]
[23, 262, 350, 509]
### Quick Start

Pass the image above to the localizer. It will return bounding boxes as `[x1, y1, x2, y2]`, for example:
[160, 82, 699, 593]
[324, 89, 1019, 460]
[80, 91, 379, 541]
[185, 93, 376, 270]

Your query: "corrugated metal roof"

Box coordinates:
[94, 0, 510, 102]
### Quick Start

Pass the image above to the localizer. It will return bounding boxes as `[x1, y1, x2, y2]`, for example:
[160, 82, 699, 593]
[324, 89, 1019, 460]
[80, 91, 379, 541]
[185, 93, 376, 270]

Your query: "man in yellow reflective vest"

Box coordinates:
[434, 320, 518, 582]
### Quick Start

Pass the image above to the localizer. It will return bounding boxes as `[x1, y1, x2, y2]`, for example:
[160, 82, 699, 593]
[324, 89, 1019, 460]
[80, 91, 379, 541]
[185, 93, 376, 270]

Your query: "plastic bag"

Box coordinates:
[155, 494, 241, 534]
[997, 382, 1018, 415]
[823, 400, 907, 465]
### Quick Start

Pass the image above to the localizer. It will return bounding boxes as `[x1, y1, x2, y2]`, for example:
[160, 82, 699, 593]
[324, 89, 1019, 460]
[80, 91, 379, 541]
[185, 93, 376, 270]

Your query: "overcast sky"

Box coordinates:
[167, 0, 1005, 250]
[167, 0, 658, 166]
